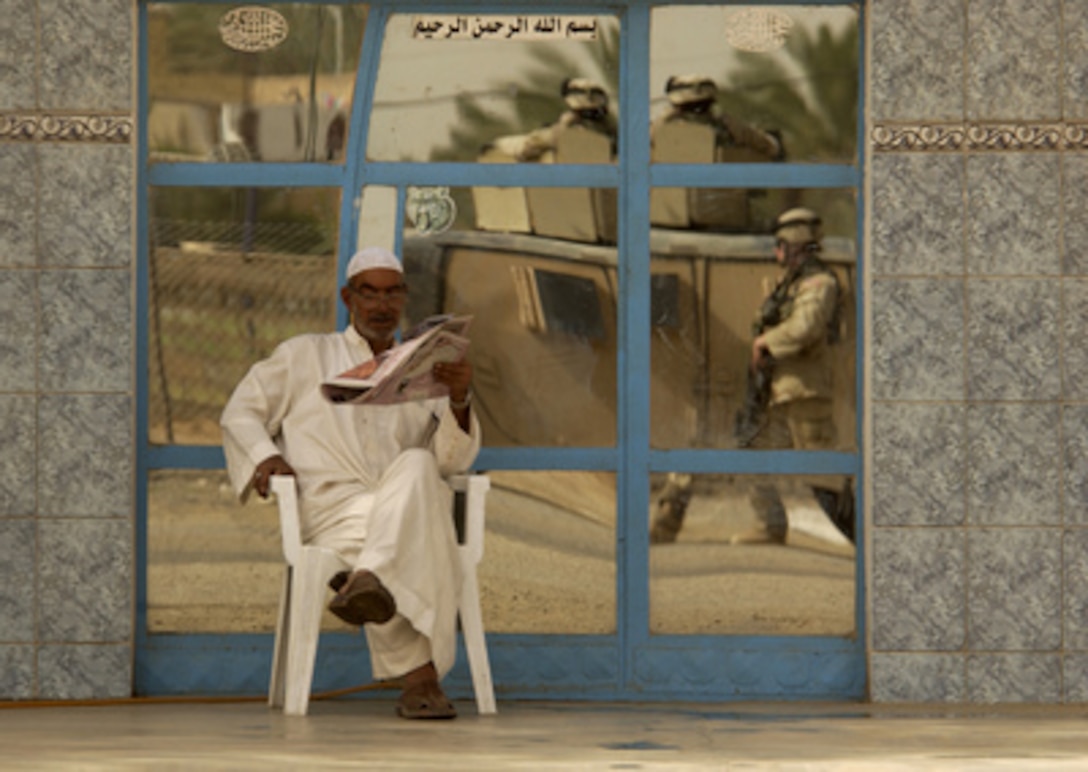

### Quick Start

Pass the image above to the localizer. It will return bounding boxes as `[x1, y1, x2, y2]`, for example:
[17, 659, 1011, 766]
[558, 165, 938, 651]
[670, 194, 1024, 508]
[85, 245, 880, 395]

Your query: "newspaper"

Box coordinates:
[321, 315, 472, 405]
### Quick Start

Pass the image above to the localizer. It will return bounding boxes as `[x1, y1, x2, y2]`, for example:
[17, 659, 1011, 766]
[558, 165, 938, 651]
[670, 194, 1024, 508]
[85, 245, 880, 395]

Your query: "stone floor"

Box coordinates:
[2, 697, 1087, 770]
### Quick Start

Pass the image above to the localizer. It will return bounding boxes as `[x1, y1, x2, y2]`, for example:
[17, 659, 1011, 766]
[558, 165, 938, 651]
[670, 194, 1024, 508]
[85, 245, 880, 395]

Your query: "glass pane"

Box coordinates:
[148, 186, 340, 446]
[651, 5, 859, 164]
[649, 188, 857, 451]
[147, 469, 361, 633]
[649, 473, 855, 636]
[484, 471, 616, 634]
[148, 4, 368, 163]
[398, 184, 618, 447]
[368, 14, 619, 162]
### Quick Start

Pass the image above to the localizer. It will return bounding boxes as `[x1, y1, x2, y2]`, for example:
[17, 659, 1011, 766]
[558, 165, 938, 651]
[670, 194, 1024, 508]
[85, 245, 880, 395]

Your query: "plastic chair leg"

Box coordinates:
[268, 568, 292, 709]
[459, 567, 496, 715]
[283, 551, 343, 716]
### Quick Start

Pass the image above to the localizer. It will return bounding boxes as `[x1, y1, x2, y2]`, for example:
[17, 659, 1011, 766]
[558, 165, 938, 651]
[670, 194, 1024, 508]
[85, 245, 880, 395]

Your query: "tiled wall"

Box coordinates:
[2, 0, 1085, 703]
[0, 0, 135, 699]
[868, 0, 1088, 702]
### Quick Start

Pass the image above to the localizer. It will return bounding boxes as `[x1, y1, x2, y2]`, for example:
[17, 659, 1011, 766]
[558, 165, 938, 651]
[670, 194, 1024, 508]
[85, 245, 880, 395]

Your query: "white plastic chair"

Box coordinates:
[267, 473, 496, 716]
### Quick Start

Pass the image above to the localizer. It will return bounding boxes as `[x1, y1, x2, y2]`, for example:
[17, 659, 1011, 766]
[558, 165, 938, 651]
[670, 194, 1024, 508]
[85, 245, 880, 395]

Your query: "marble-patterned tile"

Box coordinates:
[1066, 157, 1088, 275]
[37, 394, 132, 517]
[966, 155, 1061, 276]
[1066, 530, 1088, 651]
[0, 645, 35, 700]
[1064, 280, 1088, 397]
[872, 528, 966, 651]
[39, 270, 131, 393]
[872, 403, 966, 526]
[0, 146, 37, 267]
[967, 404, 1061, 526]
[966, 279, 1061, 400]
[0, 396, 36, 516]
[0, 1, 36, 109]
[872, 278, 965, 400]
[1063, 654, 1088, 703]
[0, 520, 35, 641]
[869, 0, 965, 121]
[38, 145, 132, 268]
[38, 519, 132, 643]
[966, 0, 1062, 120]
[0, 271, 37, 391]
[1063, 406, 1088, 526]
[1064, 0, 1088, 120]
[967, 528, 1061, 650]
[37, 644, 131, 700]
[871, 154, 965, 276]
[38, 0, 132, 111]
[869, 653, 966, 703]
[966, 653, 1061, 703]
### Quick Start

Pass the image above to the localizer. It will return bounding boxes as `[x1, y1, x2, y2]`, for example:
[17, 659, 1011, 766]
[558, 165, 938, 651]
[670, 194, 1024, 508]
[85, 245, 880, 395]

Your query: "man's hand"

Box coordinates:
[433, 358, 473, 406]
[252, 454, 296, 499]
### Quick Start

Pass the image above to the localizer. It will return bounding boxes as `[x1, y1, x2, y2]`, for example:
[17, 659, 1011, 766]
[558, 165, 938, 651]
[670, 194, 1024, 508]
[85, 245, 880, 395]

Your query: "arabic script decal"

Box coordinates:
[406, 187, 457, 235]
[219, 6, 289, 52]
[412, 15, 598, 41]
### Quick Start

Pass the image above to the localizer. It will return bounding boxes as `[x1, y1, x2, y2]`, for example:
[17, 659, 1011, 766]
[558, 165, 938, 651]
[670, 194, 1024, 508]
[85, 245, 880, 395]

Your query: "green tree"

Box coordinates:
[716, 22, 859, 235]
[718, 22, 859, 163]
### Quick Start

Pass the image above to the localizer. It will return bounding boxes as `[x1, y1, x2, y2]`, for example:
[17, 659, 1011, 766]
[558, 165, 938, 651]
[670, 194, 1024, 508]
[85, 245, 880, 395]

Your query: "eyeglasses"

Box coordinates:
[348, 283, 408, 306]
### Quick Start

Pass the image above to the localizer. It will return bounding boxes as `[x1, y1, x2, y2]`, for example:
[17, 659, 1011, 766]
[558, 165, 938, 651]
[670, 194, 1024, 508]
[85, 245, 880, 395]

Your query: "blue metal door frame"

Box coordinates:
[135, 0, 866, 701]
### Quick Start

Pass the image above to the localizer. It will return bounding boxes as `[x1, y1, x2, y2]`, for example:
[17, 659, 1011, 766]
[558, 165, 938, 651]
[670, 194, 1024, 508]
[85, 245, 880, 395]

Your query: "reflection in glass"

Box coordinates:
[649, 473, 855, 636]
[369, 14, 619, 162]
[482, 471, 616, 634]
[147, 4, 368, 163]
[651, 5, 858, 164]
[148, 470, 289, 632]
[147, 468, 616, 636]
[649, 188, 856, 451]
[148, 187, 339, 446]
[401, 185, 618, 448]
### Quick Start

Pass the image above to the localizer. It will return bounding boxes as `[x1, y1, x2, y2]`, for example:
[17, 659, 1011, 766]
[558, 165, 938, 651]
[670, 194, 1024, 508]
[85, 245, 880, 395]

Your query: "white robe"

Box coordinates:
[220, 326, 481, 679]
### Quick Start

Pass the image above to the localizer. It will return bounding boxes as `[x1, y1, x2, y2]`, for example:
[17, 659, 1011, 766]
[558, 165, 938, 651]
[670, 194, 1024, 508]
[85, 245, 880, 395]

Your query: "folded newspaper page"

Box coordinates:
[321, 315, 472, 405]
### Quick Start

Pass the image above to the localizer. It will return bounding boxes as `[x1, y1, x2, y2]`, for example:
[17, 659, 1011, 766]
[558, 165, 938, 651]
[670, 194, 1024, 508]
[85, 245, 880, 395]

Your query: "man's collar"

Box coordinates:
[343, 325, 375, 357]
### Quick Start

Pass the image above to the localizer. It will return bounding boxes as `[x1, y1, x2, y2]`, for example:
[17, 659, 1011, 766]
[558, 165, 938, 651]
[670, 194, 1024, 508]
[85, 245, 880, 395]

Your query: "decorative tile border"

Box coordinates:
[0, 114, 132, 143]
[7, 113, 1088, 154]
[873, 122, 1088, 152]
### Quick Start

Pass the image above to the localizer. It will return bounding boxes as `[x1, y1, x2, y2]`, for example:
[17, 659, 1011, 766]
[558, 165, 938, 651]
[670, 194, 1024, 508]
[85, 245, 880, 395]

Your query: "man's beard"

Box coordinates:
[355, 313, 399, 345]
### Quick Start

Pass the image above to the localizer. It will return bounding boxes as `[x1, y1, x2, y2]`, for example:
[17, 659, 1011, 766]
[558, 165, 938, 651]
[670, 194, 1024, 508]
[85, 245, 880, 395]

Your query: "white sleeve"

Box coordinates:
[431, 401, 482, 478]
[219, 341, 296, 502]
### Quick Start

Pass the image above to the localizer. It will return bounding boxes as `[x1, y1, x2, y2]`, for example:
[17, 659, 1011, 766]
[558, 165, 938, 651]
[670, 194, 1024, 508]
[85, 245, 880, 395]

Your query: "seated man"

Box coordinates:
[220, 246, 480, 720]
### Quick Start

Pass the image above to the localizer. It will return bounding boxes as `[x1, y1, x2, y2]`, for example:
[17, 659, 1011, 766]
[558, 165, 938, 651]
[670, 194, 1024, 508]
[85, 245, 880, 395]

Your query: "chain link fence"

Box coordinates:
[148, 219, 337, 445]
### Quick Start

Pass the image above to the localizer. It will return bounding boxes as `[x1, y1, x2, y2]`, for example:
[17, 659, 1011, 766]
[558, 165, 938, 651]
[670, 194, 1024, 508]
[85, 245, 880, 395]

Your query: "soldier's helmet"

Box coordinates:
[774, 207, 823, 246]
[665, 74, 718, 108]
[562, 78, 609, 116]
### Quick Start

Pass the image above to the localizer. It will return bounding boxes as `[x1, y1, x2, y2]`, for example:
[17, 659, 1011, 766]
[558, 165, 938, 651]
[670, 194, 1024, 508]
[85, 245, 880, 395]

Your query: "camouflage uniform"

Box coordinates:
[650, 74, 783, 163]
[736, 209, 843, 545]
[517, 78, 616, 162]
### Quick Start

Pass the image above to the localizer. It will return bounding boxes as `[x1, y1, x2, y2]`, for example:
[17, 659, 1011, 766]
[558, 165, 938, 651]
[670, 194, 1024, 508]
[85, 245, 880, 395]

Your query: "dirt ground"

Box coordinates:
[147, 469, 854, 638]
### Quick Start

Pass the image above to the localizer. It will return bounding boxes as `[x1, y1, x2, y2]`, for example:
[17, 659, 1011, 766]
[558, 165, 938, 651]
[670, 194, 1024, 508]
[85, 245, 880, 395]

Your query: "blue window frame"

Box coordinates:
[136, 0, 866, 701]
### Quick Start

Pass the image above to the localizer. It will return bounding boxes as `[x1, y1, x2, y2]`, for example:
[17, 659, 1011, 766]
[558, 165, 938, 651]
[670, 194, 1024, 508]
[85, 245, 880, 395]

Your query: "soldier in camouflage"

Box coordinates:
[651, 208, 842, 545]
[516, 77, 616, 162]
[733, 207, 843, 545]
[651, 74, 783, 162]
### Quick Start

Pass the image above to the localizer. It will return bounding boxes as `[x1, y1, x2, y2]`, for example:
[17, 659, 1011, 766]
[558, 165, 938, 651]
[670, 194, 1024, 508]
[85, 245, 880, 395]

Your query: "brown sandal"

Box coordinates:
[396, 681, 457, 720]
[327, 570, 396, 626]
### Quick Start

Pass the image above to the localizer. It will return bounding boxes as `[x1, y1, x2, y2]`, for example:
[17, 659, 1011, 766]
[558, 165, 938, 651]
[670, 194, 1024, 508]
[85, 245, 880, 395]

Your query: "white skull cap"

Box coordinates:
[346, 246, 403, 279]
